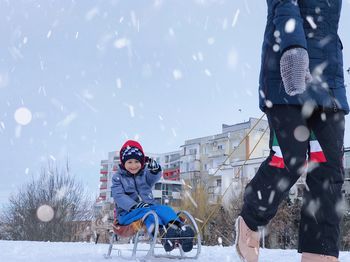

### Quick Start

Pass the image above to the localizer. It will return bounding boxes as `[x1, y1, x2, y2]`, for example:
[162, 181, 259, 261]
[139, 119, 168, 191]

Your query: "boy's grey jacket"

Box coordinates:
[260, 0, 349, 114]
[111, 166, 162, 216]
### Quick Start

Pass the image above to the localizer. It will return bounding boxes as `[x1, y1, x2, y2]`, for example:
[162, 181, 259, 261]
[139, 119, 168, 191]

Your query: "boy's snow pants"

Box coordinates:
[118, 204, 179, 233]
[241, 105, 345, 257]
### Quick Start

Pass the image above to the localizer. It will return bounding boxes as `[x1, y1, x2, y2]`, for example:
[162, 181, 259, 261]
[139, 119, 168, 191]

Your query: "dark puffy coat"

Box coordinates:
[259, 0, 349, 114]
[111, 165, 161, 217]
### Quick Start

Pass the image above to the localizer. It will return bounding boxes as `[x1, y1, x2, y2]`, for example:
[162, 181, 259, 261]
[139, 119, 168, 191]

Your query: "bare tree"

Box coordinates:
[206, 205, 236, 246]
[265, 197, 301, 249]
[179, 183, 240, 246]
[180, 183, 214, 244]
[340, 194, 350, 250]
[0, 161, 92, 241]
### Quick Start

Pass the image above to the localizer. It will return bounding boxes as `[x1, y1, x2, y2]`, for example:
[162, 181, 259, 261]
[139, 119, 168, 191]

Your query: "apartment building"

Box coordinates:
[180, 117, 270, 204]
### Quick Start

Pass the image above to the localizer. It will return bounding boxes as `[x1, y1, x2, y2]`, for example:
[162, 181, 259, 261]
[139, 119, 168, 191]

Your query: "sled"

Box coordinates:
[104, 210, 201, 260]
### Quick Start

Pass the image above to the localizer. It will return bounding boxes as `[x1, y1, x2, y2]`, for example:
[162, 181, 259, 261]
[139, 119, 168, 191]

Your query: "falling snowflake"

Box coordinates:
[173, 69, 183, 80]
[306, 16, 317, 29]
[171, 128, 177, 137]
[204, 69, 212, 77]
[294, 125, 310, 142]
[85, 7, 99, 21]
[232, 9, 240, 28]
[185, 191, 198, 208]
[14, 107, 32, 126]
[37, 205, 55, 222]
[285, 19, 296, 33]
[257, 190, 262, 200]
[268, 190, 275, 205]
[46, 30, 52, 39]
[57, 113, 77, 127]
[114, 38, 130, 49]
[116, 78, 122, 89]
[227, 49, 238, 70]
[207, 37, 215, 45]
[301, 101, 315, 119]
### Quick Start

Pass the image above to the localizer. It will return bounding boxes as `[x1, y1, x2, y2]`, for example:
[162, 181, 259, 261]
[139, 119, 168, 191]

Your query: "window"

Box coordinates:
[155, 183, 161, 190]
[218, 145, 223, 150]
[189, 148, 197, 155]
[216, 179, 222, 187]
[173, 184, 182, 192]
[344, 169, 350, 179]
[345, 152, 350, 168]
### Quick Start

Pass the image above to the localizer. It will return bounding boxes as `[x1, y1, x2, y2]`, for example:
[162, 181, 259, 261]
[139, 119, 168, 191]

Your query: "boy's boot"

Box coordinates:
[179, 225, 195, 252]
[161, 226, 178, 252]
[301, 253, 339, 262]
[235, 216, 260, 262]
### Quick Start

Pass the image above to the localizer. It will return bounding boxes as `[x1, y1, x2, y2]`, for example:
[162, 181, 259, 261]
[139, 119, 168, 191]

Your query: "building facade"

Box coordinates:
[180, 117, 270, 205]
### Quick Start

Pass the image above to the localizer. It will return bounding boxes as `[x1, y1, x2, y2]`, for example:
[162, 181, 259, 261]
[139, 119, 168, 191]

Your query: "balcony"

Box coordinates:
[100, 182, 107, 190]
[163, 169, 180, 181]
[98, 195, 106, 201]
[207, 149, 225, 158]
[100, 170, 108, 175]
[181, 153, 200, 161]
[100, 177, 108, 182]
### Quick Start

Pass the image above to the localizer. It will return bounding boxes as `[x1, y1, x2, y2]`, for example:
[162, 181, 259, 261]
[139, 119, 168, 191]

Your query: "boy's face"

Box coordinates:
[124, 159, 142, 174]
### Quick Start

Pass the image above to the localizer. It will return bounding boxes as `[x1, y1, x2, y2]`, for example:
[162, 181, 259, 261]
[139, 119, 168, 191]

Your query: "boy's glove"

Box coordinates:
[280, 47, 312, 96]
[147, 158, 161, 174]
[132, 202, 150, 210]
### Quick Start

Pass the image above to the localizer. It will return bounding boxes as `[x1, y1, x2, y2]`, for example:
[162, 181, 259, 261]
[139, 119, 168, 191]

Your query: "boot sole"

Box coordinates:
[180, 226, 194, 252]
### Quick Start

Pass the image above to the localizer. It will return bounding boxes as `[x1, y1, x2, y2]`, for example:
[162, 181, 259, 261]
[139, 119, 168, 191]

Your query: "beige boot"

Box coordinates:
[235, 216, 260, 262]
[301, 252, 339, 262]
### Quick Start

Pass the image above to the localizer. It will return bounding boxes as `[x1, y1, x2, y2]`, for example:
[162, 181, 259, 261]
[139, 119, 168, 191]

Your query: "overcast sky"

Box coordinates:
[1, 0, 350, 206]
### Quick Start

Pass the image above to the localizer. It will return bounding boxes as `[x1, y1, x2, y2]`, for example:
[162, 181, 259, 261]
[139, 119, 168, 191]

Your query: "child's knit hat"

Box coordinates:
[119, 140, 145, 168]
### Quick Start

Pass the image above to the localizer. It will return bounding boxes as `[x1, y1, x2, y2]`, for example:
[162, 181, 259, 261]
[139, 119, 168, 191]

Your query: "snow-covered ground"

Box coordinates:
[1, 240, 350, 262]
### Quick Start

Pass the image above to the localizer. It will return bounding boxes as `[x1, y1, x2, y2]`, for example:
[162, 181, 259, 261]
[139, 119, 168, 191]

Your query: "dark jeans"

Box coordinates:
[241, 105, 345, 257]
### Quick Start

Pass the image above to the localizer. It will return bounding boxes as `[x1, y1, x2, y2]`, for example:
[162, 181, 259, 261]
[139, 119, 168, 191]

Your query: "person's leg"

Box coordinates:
[149, 204, 180, 225]
[118, 207, 158, 236]
[241, 105, 309, 230]
[144, 205, 179, 252]
[299, 110, 345, 258]
[237, 105, 309, 262]
[118, 208, 149, 225]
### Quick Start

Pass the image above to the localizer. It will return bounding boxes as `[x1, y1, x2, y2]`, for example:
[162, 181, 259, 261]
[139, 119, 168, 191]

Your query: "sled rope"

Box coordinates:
[199, 114, 268, 232]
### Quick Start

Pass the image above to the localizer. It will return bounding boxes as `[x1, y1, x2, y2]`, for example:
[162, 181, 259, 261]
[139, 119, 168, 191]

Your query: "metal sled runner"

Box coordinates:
[104, 210, 201, 260]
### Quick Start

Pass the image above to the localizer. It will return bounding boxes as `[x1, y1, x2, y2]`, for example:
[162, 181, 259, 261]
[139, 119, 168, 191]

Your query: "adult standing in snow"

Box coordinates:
[235, 1, 349, 262]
